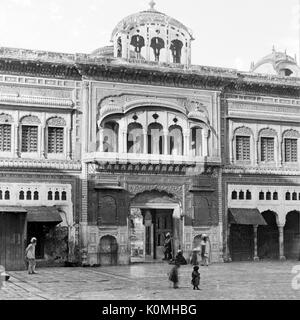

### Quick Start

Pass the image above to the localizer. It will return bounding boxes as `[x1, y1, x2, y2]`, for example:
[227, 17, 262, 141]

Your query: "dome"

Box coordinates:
[110, 1, 193, 66]
[251, 48, 300, 77]
[111, 4, 193, 40]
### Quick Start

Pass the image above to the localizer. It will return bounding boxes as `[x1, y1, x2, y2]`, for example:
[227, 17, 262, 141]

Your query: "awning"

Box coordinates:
[0, 206, 27, 213]
[25, 206, 63, 223]
[94, 184, 124, 191]
[228, 208, 267, 225]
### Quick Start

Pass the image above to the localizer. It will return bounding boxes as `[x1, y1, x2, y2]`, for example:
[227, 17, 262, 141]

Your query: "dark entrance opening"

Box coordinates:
[258, 211, 279, 260]
[230, 224, 254, 261]
[0, 209, 26, 271]
[99, 235, 118, 266]
[284, 211, 300, 260]
[27, 222, 47, 259]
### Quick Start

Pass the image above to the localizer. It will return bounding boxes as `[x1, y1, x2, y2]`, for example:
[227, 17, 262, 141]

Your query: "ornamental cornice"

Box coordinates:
[0, 93, 74, 108]
[0, 159, 81, 171]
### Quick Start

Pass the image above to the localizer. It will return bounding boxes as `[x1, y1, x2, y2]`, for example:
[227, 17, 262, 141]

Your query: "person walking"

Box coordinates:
[191, 265, 201, 290]
[168, 262, 180, 289]
[163, 233, 172, 261]
[25, 237, 37, 274]
[201, 235, 210, 266]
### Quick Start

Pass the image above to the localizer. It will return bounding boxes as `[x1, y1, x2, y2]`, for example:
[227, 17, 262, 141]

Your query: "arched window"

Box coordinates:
[19, 191, 25, 200]
[239, 191, 244, 200]
[246, 190, 252, 200]
[286, 192, 291, 201]
[21, 115, 40, 153]
[0, 124, 12, 152]
[259, 128, 276, 163]
[148, 123, 163, 155]
[168, 125, 183, 155]
[4, 190, 10, 200]
[130, 33, 145, 57]
[150, 37, 165, 62]
[55, 191, 60, 201]
[231, 191, 237, 200]
[103, 121, 119, 153]
[190, 127, 202, 157]
[170, 39, 183, 63]
[292, 192, 297, 201]
[0, 190, 2, 200]
[266, 191, 271, 200]
[33, 191, 39, 200]
[26, 191, 31, 200]
[127, 123, 143, 154]
[259, 191, 264, 200]
[62, 191, 67, 201]
[273, 192, 278, 200]
[234, 127, 253, 162]
[47, 117, 66, 154]
[48, 191, 53, 200]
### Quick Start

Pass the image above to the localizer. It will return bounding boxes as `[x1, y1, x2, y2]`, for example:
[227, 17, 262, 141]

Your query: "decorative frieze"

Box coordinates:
[0, 93, 74, 108]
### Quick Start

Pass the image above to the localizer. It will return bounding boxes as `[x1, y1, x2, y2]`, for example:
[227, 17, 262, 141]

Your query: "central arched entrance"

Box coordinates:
[130, 190, 182, 262]
[257, 211, 279, 260]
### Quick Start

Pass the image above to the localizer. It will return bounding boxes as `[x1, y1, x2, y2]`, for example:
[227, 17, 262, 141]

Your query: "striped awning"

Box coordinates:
[229, 208, 267, 226]
[25, 206, 63, 223]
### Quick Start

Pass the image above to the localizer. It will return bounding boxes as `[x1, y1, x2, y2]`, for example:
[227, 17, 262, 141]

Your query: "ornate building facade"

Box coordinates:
[0, 2, 300, 270]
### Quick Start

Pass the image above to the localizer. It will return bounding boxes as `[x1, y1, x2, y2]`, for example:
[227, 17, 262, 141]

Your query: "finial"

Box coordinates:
[149, 0, 156, 10]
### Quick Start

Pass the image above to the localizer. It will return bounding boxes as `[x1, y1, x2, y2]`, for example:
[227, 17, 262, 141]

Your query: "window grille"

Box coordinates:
[0, 124, 11, 152]
[34, 191, 39, 200]
[286, 192, 291, 200]
[19, 191, 24, 200]
[48, 191, 53, 200]
[4, 191, 10, 200]
[21, 126, 38, 152]
[292, 192, 297, 201]
[48, 127, 64, 153]
[261, 137, 274, 162]
[26, 191, 31, 200]
[246, 190, 252, 200]
[266, 192, 271, 200]
[239, 191, 244, 200]
[236, 136, 250, 161]
[231, 191, 237, 200]
[273, 192, 278, 200]
[284, 139, 297, 162]
[0, 190, 2, 200]
[55, 191, 60, 200]
[62, 191, 67, 201]
[259, 191, 264, 200]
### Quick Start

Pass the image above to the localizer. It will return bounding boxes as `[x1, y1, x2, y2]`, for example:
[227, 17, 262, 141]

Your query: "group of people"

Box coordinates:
[166, 234, 210, 290]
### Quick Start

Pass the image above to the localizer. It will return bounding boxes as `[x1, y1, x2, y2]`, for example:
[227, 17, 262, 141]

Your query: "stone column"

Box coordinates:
[253, 225, 259, 261]
[278, 225, 286, 261]
[163, 130, 168, 155]
[122, 130, 127, 153]
[15, 124, 20, 157]
[227, 224, 232, 262]
[40, 126, 45, 158]
[183, 131, 189, 156]
[80, 163, 89, 266]
[99, 128, 104, 152]
[67, 128, 72, 160]
[143, 130, 148, 154]
[203, 129, 209, 157]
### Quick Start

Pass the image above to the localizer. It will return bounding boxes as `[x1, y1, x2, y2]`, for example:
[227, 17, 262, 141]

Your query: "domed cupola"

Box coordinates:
[111, 0, 194, 66]
[250, 47, 300, 77]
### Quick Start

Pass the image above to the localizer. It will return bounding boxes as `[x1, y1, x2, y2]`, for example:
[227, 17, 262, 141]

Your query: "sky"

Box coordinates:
[0, 0, 299, 71]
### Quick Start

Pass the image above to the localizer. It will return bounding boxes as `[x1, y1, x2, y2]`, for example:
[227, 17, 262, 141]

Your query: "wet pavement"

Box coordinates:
[1, 261, 300, 300]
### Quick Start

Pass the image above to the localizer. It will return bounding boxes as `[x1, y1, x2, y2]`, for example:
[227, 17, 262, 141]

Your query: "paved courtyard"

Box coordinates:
[1, 261, 300, 300]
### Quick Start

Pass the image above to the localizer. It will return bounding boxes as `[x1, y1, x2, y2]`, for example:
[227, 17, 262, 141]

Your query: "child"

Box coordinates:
[191, 265, 200, 290]
[168, 262, 180, 289]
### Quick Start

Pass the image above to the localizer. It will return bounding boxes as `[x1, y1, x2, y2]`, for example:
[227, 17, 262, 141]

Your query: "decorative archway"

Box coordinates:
[257, 210, 279, 260]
